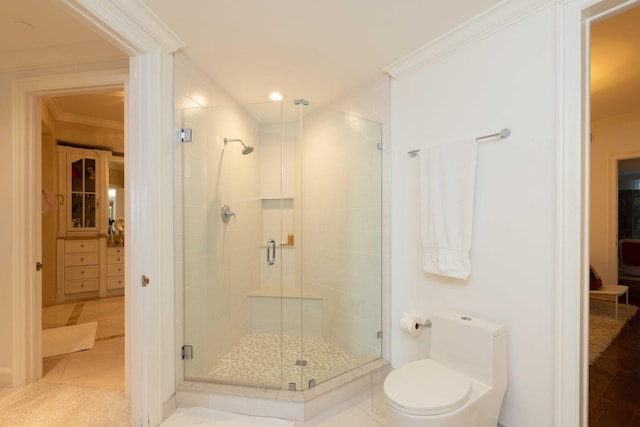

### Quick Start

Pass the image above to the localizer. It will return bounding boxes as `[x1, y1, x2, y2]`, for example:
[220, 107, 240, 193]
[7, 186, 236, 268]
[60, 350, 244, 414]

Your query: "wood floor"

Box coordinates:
[589, 281, 640, 426]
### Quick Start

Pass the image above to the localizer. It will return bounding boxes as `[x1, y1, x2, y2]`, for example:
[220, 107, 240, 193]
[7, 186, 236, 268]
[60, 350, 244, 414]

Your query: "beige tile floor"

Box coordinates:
[41, 296, 125, 390]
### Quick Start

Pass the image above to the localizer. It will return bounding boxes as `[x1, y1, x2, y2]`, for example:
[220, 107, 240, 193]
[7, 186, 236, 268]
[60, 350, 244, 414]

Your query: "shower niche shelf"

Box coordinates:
[258, 195, 294, 200]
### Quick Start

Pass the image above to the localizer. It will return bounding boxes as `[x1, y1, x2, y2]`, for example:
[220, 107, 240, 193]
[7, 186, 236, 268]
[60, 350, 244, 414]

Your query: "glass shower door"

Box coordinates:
[298, 106, 383, 390]
[181, 102, 285, 388]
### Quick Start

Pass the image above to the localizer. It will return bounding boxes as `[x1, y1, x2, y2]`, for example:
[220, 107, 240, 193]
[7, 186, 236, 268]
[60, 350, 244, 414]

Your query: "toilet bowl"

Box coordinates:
[384, 311, 507, 427]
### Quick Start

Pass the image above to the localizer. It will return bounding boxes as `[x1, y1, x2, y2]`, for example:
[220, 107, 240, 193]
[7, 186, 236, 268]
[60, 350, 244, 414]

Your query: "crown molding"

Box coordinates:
[384, 0, 557, 80]
[57, 0, 185, 55]
[44, 96, 124, 131]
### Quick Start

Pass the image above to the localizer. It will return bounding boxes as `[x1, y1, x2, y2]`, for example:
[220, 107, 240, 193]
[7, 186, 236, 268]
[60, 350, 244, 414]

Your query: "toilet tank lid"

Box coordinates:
[384, 359, 471, 415]
[433, 310, 506, 337]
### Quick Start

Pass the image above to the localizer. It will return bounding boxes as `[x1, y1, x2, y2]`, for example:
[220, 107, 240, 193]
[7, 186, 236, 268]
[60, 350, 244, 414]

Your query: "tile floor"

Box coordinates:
[41, 296, 389, 425]
[298, 389, 388, 426]
[41, 296, 125, 390]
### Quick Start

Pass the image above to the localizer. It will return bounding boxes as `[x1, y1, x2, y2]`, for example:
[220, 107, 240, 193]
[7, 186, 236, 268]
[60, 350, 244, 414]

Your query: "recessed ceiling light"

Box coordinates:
[268, 92, 284, 101]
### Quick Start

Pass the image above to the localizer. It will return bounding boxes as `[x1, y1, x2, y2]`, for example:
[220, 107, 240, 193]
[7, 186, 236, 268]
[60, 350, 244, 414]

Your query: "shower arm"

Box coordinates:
[224, 138, 247, 148]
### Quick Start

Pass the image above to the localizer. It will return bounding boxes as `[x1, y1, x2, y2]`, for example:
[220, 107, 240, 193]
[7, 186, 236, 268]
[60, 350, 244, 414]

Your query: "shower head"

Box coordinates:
[224, 138, 254, 155]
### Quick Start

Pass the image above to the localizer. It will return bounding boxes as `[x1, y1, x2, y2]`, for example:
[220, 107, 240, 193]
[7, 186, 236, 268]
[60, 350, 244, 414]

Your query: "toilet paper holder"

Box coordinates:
[400, 312, 432, 336]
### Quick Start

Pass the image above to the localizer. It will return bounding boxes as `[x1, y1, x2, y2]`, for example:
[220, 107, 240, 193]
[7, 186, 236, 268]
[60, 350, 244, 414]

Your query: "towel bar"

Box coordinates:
[408, 128, 511, 157]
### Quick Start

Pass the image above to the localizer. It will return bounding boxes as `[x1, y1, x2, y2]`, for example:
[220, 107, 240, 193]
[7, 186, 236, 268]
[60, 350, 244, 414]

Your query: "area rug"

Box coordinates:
[161, 407, 294, 427]
[589, 298, 638, 363]
[0, 381, 129, 426]
[42, 322, 98, 358]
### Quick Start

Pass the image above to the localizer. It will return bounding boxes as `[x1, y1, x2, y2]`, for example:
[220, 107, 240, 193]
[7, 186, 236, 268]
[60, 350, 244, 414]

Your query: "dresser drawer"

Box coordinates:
[65, 265, 99, 281]
[64, 252, 99, 267]
[65, 279, 99, 294]
[65, 239, 99, 253]
[107, 247, 124, 256]
[108, 255, 124, 265]
[107, 276, 125, 290]
[107, 264, 125, 277]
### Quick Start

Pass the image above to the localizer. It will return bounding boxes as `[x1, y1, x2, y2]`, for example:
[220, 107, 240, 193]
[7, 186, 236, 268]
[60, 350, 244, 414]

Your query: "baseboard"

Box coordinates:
[162, 394, 177, 421]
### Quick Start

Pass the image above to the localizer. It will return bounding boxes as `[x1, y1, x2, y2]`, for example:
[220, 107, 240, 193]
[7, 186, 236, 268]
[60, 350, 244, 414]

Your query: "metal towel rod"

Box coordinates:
[408, 128, 511, 157]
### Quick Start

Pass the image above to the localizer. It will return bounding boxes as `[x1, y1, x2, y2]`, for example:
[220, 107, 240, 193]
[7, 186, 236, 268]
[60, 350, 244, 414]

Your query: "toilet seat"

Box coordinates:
[384, 359, 472, 416]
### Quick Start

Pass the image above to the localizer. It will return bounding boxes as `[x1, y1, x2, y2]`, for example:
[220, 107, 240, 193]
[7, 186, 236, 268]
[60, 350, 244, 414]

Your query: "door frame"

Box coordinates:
[13, 1, 184, 426]
[610, 154, 640, 284]
[14, 69, 128, 388]
[577, 0, 640, 424]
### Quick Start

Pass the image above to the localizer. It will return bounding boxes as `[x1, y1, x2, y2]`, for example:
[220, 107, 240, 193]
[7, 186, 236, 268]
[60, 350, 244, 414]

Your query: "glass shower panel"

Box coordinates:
[182, 103, 285, 388]
[299, 106, 382, 389]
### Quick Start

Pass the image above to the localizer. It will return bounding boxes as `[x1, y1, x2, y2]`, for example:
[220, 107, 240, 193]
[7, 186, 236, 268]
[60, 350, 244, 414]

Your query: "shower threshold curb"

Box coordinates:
[175, 358, 390, 421]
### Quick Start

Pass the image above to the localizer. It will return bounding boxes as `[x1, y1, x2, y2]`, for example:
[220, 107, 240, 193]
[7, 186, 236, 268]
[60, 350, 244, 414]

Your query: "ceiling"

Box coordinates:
[1, 0, 639, 131]
[591, 5, 640, 123]
[141, 0, 501, 106]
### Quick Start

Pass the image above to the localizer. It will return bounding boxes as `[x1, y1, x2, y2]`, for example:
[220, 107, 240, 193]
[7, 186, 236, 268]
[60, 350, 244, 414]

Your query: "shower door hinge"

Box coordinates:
[377, 331, 383, 339]
[377, 143, 384, 150]
[182, 345, 193, 360]
[180, 128, 192, 142]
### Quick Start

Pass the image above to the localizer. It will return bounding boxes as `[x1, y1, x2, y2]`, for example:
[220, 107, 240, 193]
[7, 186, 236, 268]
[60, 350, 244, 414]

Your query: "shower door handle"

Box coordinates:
[266, 239, 276, 265]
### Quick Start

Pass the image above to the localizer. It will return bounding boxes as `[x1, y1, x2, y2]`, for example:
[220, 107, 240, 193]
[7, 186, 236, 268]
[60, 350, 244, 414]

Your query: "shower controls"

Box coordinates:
[266, 239, 276, 265]
[221, 205, 236, 223]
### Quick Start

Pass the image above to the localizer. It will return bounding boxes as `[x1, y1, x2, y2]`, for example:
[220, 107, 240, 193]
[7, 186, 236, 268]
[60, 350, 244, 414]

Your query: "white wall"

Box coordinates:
[389, 5, 558, 427]
[590, 113, 640, 284]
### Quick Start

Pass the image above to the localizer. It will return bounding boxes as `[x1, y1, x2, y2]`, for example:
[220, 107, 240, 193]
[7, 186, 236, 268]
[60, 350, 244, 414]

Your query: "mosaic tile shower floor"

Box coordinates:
[207, 333, 363, 390]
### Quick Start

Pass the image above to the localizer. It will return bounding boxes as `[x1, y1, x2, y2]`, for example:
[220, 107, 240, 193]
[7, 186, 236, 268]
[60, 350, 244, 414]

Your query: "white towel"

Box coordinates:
[419, 139, 478, 279]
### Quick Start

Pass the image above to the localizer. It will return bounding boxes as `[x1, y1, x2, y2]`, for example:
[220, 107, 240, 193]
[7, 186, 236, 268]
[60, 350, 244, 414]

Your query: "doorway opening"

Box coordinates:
[40, 91, 127, 391]
[617, 158, 640, 284]
[588, 3, 640, 424]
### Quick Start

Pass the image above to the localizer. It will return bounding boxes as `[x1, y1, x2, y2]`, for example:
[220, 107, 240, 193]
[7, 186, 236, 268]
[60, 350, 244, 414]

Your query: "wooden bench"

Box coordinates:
[590, 284, 629, 320]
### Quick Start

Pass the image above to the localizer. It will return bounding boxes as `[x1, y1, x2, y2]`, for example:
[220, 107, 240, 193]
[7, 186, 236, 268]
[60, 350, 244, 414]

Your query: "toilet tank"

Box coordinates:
[430, 311, 507, 387]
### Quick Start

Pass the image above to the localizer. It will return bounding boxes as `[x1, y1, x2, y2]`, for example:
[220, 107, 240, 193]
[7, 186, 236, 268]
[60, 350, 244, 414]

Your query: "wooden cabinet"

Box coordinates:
[107, 246, 125, 290]
[54, 146, 125, 302]
[59, 238, 100, 297]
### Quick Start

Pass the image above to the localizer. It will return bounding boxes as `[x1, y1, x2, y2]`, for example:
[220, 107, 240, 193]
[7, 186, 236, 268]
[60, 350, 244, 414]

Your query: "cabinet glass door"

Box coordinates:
[69, 155, 98, 230]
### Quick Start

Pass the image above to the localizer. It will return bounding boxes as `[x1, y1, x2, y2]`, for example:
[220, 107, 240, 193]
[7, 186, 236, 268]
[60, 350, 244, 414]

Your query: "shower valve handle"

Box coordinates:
[221, 205, 236, 223]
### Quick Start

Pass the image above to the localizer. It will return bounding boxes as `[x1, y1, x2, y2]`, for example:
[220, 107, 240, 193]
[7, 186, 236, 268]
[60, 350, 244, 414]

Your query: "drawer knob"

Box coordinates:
[81, 284, 84, 288]
[80, 258, 84, 261]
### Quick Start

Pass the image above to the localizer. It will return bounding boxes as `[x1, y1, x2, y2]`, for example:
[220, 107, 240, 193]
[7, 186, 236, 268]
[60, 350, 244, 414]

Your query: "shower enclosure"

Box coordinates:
[181, 99, 382, 391]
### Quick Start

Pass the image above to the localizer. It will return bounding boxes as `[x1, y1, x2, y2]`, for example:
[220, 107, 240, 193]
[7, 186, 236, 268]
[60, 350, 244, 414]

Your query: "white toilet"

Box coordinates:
[384, 311, 507, 427]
